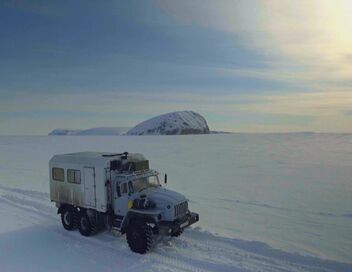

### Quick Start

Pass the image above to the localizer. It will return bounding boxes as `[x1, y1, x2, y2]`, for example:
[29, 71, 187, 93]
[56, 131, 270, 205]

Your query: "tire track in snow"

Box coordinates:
[0, 186, 217, 272]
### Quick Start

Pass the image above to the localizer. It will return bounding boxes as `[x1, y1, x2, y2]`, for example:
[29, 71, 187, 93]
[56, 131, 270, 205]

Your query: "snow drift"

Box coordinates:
[127, 111, 210, 135]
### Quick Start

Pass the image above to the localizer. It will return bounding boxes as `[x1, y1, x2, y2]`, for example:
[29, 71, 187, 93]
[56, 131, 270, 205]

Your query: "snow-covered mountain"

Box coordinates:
[49, 127, 130, 136]
[127, 111, 210, 135]
[49, 111, 210, 136]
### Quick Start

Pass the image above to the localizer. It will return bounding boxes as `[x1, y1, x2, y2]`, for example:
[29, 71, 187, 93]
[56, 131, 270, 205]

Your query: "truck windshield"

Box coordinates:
[131, 175, 160, 192]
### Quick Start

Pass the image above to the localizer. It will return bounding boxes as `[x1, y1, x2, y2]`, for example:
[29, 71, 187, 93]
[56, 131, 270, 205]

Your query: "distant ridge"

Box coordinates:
[49, 127, 130, 136]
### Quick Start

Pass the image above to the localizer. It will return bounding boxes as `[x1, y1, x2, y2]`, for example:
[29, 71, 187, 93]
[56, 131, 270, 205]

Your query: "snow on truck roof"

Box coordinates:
[64, 152, 123, 158]
[50, 152, 146, 165]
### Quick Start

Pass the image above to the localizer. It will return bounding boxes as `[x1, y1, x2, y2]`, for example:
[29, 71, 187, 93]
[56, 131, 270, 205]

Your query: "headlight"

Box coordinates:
[128, 200, 133, 209]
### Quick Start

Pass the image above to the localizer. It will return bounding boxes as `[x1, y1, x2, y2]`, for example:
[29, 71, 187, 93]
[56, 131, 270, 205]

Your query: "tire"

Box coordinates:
[78, 212, 93, 236]
[126, 221, 154, 254]
[171, 229, 183, 237]
[61, 206, 78, 231]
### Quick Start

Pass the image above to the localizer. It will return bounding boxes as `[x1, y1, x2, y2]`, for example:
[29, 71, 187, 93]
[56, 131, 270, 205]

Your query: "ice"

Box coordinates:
[0, 134, 351, 271]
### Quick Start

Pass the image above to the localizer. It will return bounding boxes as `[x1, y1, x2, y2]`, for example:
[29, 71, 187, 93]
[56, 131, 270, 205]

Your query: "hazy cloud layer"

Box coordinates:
[1, 1, 352, 134]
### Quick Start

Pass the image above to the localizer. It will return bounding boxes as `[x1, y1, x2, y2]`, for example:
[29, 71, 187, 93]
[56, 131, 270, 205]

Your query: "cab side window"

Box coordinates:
[128, 181, 134, 194]
[120, 183, 128, 194]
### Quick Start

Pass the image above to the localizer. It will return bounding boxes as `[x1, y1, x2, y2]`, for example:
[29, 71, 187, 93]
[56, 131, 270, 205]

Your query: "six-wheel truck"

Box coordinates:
[49, 152, 199, 253]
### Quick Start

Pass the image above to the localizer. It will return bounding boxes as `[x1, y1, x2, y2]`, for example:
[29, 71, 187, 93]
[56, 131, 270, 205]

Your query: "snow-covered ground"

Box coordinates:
[0, 134, 351, 271]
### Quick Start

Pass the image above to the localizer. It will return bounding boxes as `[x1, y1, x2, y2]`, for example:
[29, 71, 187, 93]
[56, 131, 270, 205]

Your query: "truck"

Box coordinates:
[49, 152, 199, 253]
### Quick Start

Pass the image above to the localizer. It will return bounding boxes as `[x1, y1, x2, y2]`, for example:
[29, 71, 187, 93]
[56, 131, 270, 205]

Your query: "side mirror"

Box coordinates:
[164, 174, 168, 184]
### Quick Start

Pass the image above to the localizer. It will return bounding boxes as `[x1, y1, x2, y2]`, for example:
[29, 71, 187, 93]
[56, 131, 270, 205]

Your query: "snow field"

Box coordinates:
[0, 134, 351, 271]
[0, 185, 350, 272]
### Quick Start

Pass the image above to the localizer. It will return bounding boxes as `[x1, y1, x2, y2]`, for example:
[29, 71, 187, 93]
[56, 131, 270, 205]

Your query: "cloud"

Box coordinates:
[342, 110, 352, 116]
[239, 91, 352, 116]
[157, 0, 352, 88]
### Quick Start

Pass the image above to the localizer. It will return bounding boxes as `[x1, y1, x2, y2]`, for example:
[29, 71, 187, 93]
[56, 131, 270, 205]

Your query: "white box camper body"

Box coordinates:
[49, 152, 115, 212]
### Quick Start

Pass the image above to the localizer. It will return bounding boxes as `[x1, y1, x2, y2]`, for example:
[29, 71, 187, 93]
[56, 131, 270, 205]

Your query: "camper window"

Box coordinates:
[52, 167, 64, 181]
[67, 169, 81, 184]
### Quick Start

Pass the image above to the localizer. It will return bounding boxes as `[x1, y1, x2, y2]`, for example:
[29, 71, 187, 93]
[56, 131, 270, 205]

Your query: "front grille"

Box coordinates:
[174, 201, 188, 218]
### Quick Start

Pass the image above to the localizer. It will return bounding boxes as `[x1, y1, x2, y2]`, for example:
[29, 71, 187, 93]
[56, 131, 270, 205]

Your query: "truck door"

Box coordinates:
[113, 180, 131, 227]
[83, 167, 96, 207]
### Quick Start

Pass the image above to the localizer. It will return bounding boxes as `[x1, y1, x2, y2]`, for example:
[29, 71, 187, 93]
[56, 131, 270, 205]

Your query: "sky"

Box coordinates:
[1, 0, 352, 135]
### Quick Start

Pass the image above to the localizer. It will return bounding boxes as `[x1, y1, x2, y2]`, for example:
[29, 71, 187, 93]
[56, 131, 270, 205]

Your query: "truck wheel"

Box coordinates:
[171, 229, 183, 237]
[126, 222, 153, 254]
[61, 206, 78, 231]
[78, 212, 93, 236]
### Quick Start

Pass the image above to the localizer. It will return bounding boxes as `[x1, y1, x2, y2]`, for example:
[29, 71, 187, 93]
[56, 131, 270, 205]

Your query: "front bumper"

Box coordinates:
[158, 212, 199, 236]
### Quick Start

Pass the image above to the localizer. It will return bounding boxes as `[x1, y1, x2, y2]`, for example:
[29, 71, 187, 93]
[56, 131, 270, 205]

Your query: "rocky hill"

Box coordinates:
[126, 111, 210, 135]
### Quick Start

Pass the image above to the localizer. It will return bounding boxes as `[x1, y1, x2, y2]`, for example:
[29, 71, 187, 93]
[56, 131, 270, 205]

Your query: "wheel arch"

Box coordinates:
[121, 211, 157, 233]
[57, 203, 71, 214]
